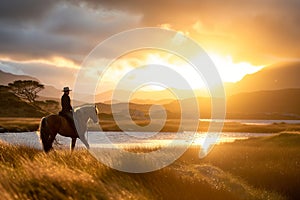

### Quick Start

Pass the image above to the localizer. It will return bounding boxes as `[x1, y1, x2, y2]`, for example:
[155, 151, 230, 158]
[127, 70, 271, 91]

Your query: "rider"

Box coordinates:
[59, 87, 78, 136]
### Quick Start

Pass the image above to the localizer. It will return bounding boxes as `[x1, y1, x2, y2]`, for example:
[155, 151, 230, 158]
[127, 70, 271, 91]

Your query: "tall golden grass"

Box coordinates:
[181, 133, 300, 200]
[1, 133, 299, 199]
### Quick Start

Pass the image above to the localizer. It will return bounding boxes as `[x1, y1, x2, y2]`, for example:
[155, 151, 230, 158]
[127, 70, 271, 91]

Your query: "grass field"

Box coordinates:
[182, 133, 300, 200]
[0, 117, 40, 132]
[1, 133, 299, 199]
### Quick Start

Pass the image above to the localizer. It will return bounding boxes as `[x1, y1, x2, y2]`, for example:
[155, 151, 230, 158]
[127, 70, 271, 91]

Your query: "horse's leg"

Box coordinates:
[48, 132, 57, 150]
[79, 135, 90, 149]
[71, 138, 76, 151]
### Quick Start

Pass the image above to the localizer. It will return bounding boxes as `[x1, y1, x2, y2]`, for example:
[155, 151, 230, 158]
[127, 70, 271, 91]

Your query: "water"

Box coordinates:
[0, 131, 274, 150]
[199, 119, 300, 125]
[1, 118, 297, 149]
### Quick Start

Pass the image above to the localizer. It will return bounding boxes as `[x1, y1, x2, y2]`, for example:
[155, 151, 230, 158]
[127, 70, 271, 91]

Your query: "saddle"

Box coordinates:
[59, 111, 70, 121]
[59, 111, 77, 134]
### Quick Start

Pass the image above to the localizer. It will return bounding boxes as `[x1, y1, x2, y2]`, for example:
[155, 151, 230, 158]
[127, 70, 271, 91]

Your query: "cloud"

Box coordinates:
[0, 61, 27, 75]
[78, 0, 300, 64]
[0, 60, 78, 89]
[0, 0, 59, 22]
[0, 0, 299, 67]
[0, 0, 142, 64]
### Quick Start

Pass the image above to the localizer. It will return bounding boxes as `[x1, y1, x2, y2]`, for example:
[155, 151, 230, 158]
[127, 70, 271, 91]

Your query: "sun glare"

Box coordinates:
[209, 54, 264, 82]
[97, 50, 265, 96]
[143, 52, 264, 86]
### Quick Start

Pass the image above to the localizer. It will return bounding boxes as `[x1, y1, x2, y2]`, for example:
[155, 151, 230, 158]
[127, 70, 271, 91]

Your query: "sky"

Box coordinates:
[0, 0, 299, 91]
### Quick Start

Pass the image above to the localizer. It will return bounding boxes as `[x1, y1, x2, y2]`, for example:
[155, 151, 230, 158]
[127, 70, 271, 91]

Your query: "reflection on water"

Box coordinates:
[199, 119, 300, 125]
[0, 131, 274, 150]
[1, 118, 297, 149]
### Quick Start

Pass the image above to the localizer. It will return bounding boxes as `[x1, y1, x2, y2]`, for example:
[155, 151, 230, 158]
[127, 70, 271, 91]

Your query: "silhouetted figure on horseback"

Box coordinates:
[59, 87, 78, 136]
[39, 104, 98, 152]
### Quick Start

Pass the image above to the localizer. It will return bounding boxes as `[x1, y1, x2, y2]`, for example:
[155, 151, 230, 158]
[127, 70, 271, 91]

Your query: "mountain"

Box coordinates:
[0, 70, 62, 99]
[0, 70, 110, 104]
[0, 70, 39, 85]
[94, 62, 300, 102]
[39, 85, 61, 99]
[96, 88, 300, 120]
[94, 88, 209, 103]
[227, 88, 300, 119]
[1, 62, 300, 120]
[230, 62, 300, 94]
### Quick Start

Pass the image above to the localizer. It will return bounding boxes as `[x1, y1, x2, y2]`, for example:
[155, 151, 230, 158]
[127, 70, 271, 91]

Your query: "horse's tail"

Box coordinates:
[39, 117, 51, 152]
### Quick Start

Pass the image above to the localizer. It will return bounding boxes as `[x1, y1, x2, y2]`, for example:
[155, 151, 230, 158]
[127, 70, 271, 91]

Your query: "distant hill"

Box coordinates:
[0, 70, 39, 85]
[230, 62, 300, 94]
[1, 84, 299, 119]
[0, 70, 62, 99]
[227, 88, 300, 119]
[150, 88, 300, 119]
[96, 88, 300, 120]
[0, 86, 46, 117]
[94, 62, 300, 102]
[0, 70, 94, 106]
[1, 63, 300, 120]
[94, 88, 210, 103]
[39, 85, 61, 99]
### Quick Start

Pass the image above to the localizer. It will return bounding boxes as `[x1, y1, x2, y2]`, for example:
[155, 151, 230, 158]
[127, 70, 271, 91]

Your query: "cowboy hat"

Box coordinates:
[62, 87, 72, 92]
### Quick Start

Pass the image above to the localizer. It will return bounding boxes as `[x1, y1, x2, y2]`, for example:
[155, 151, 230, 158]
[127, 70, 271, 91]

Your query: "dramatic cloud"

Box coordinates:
[0, 0, 142, 64]
[0, 0, 59, 21]
[1, 0, 300, 64]
[0, 0, 299, 87]
[78, 0, 300, 64]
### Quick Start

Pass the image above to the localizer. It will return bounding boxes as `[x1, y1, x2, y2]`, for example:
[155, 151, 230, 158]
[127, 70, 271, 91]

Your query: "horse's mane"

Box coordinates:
[74, 104, 95, 112]
[72, 105, 98, 133]
[73, 105, 98, 121]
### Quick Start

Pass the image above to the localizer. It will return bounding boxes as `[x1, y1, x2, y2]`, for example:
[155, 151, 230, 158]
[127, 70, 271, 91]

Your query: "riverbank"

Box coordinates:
[0, 118, 40, 132]
[1, 117, 300, 133]
[0, 132, 299, 199]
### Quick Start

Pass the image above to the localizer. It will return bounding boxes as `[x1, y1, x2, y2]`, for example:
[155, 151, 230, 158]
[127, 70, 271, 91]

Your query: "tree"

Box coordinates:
[8, 80, 44, 103]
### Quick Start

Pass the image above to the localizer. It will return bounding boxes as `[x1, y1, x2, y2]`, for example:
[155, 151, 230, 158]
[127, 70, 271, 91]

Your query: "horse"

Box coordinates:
[38, 105, 99, 152]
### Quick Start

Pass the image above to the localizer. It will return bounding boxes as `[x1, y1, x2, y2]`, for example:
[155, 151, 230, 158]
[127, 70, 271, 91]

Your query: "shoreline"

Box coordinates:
[1, 117, 300, 133]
